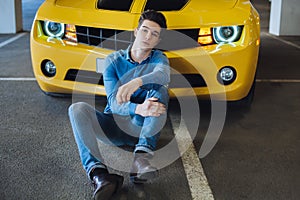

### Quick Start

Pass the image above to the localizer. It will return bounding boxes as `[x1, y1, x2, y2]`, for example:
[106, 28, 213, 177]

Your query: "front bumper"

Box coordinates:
[30, 21, 260, 101]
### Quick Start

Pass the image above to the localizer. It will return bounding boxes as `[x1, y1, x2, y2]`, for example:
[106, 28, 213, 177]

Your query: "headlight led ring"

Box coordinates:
[213, 26, 240, 43]
[44, 21, 65, 38]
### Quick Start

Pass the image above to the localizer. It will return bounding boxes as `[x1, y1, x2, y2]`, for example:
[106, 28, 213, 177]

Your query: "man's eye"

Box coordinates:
[152, 33, 159, 38]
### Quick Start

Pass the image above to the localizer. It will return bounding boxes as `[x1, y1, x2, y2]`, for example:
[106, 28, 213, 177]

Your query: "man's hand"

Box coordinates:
[135, 97, 166, 117]
[116, 78, 142, 104]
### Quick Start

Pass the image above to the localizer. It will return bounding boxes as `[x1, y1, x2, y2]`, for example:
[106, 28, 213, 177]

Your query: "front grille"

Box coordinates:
[65, 69, 104, 85]
[65, 69, 206, 88]
[157, 29, 200, 50]
[75, 26, 200, 50]
[76, 26, 134, 50]
[169, 74, 206, 88]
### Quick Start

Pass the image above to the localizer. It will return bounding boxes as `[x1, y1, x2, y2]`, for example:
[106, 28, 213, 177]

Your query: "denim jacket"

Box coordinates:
[103, 45, 170, 115]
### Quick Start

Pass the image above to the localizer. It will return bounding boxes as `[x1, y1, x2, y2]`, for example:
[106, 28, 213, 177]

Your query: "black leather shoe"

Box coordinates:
[92, 173, 123, 200]
[130, 153, 158, 184]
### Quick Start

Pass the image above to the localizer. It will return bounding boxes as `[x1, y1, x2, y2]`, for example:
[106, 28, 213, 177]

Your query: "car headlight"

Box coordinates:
[65, 24, 77, 43]
[198, 28, 214, 45]
[43, 21, 65, 38]
[213, 26, 243, 43]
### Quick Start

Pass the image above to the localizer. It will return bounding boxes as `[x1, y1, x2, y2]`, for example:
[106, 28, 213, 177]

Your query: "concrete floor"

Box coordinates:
[0, 0, 299, 199]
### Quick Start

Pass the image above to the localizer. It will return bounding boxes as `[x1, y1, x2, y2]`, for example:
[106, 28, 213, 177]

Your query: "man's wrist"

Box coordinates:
[135, 104, 141, 115]
[129, 102, 138, 116]
[135, 77, 143, 87]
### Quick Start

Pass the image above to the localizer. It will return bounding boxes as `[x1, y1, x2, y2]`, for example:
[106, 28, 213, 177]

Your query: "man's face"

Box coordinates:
[134, 19, 162, 50]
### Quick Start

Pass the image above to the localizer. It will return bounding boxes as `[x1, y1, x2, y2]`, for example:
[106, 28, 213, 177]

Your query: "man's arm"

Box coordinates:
[104, 51, 170, 116]
[140, 53, 170, 86]
[116, 77, 142, 104]
[116, 52, 170, 104]
[103, 56, 139, 116]
[135, 97, 166, 117]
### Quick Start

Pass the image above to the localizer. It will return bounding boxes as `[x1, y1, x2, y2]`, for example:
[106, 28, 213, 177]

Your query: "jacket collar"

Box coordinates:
[125, 45, 154, 64]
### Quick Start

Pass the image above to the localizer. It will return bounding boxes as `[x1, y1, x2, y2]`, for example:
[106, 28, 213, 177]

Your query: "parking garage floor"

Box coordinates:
[0, 0, 299, 200]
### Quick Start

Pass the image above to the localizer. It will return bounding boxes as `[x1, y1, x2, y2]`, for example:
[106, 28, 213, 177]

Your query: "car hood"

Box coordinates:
[186, 0, 238, 11]
[54, 0, 239, 11]
[38, 0, 250, 29]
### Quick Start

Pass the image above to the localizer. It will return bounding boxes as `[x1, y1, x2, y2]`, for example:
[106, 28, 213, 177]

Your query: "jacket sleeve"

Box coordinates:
[103, 56, 137, 116]
[140, 53, 170, 87]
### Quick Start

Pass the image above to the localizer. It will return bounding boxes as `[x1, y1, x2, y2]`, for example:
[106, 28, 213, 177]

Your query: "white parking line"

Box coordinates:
[256, 79, 300, 83]
[1, 76, 298, 199]
[1, 78, 300, 83]
[261, 32, 300, 50]
[0, 77, 36, 81]
[169, 115, 214, 200]
[0, 32, 27, 48]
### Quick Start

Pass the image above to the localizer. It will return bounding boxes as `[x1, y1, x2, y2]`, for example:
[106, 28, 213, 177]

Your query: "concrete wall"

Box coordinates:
[0, 0, 23, 34]
[269, 0, 300, 36]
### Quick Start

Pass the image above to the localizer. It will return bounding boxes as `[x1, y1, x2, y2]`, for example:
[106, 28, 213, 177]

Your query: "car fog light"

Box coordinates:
[41, 60, 56, 77]
[217, 66, 236, 85]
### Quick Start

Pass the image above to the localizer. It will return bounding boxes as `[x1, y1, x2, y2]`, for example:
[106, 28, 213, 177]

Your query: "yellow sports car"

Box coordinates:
[30, 0, 260, 106]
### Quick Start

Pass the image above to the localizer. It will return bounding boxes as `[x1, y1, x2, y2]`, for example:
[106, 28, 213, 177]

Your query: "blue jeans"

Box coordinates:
[68, 84, 169, 178]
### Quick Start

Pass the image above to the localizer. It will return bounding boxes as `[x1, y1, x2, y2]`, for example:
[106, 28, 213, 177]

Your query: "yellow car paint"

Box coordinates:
[30, 0, 260, 102]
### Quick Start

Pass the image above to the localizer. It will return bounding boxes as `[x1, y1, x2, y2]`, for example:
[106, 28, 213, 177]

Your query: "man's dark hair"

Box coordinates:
[138, 10, 167, 31]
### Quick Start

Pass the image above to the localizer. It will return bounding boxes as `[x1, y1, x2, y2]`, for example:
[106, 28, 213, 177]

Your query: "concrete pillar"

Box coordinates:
[0, 0, 23, 34]
[269, 0, 300, 36]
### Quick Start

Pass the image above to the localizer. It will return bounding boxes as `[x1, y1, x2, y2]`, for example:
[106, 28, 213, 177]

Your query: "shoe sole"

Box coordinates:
[130, 170, 159, 184]
[94, 183, 115, 200]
